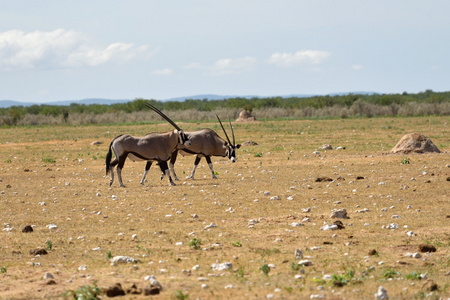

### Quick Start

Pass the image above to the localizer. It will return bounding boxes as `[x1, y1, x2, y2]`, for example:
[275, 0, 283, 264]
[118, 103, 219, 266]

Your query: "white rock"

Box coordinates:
[391, 215, 401, 219]
[294, 249, 303, 259]
[46, 224, 58, 230]
[374, 285, 389, 300]
[211, 262, 232, 271]
[298, 259, 312, 266]
[386, 223, 399, 230]
[112, 195, 118, 200]
[78, 265, 87, 271]
[110, 256, 140, 264]
[201, 283, 209, 289]
[310, 295, 325, 299]
[204, 223, 217, 230]
[320, 224, 338, 231]
[294, 274, 304, 279]
[406, 231, 415, 237]
[132, 234, 138, 241]
[291, 222, 303, 227]
[270, 196, 281, 201]
[43, 272, 54, 279]
[302, 207, 311, 213]
[330, 208, 348, 219]
[92, 247, 101, 251]
[144, 275, 162, 290]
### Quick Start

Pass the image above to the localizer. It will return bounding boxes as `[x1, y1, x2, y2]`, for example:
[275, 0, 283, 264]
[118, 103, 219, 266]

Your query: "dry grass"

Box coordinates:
[0, 117, 449, 299]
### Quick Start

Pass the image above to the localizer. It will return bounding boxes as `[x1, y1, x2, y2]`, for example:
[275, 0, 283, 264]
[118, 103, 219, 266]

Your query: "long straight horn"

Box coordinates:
[145, 103, 181, 131]
[227, 115, 235, 146]
[216, 114, 232, 145]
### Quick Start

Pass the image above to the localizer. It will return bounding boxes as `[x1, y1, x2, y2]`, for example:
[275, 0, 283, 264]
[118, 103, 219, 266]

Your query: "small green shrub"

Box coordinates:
[63, 282, 101, 299]
[1, 266, 6, 273]
[173, 290, 189, 300]
[259, 264, 270, 276]
[188, 238, 202, 250]
[401, 157, 410, 164]
[232, 241, 242, 247]
[254, 152, 263, 157]
[382, 268, 400, 279]
[46, 239, 52, 250]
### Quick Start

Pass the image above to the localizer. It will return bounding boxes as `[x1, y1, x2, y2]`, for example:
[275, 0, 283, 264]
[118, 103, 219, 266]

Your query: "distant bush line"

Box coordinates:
[1, 90, 449, 126]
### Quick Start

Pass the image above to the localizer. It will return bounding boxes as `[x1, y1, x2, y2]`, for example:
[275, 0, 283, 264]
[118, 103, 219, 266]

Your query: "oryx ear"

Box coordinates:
[236, 144, 241, 149]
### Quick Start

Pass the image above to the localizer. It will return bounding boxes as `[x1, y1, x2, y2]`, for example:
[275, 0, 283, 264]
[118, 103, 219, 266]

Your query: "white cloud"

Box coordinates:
[268, 50, 330, 67]
[153, 68, 173, 75]
[0, 29, 152, 70]
[352, 64, 363, 70]
[209, 56, 257, 75]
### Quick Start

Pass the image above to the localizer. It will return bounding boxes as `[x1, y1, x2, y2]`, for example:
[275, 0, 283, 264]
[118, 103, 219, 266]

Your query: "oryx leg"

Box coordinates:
[169, 151, 180, 181]
[188, 156, 202, 179]
[205, 156, 218, 179]
[109, 158, 119, 186]
[116, 155, 127, 187]
[140, 161, 153, 185]
[158, 161, 176, 186]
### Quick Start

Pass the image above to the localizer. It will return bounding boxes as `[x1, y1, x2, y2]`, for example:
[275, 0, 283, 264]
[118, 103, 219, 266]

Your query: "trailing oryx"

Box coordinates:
[105, 103, 191, 187]
[140, 114, 240, 183]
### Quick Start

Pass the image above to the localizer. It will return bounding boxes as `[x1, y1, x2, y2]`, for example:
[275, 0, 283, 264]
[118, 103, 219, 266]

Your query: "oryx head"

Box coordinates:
[216, 114, 241, 162]
[146, 103, 191, 146]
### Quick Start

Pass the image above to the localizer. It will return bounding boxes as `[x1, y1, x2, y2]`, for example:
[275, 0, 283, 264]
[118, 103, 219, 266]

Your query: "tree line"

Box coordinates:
[1, 90, 449, 126]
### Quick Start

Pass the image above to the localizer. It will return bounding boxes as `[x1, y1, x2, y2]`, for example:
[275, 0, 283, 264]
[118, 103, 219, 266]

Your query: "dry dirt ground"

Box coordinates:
[0, 117, 449, 299]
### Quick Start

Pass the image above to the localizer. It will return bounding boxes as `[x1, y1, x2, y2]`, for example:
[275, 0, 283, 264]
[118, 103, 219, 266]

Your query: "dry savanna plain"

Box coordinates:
[0, 116, 449, 299]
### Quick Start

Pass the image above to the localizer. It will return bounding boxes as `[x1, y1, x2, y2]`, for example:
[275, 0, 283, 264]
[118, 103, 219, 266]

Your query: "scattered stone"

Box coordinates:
[242, 140, 258, 146]
[211, 262, 232, 271]
[332, 220, 345, 229]
[405, 252, 422, 259]
[406, 231, 415, 237]
[43, 272, 54, 280]
[320, 224, 338, 231]
[144, 275, 162, 291]
[368, 249, 378, 256]
[422, 280, 438, 292]
[315, 177, 333, 182]
[298, 259, 312, 266]
[110, 256, 141, 264]
[90, 141, 102, 146]
[330, 209, 349, 219]
[294, 249, 303, 259]
[22, 225, 33, 233]
[45, 279, 57, 285]
[30, 248, 48, 255]
[391, 133, 440, 154]
[143, 284, 161, 295]
[270, 196, 281, 201]
[105, 283, 126, 297]
[356, 176, 365, 180]
[320, 144, 332, 150]
[204, 223, 217, 230]
[374, 285, 389, 300]
[418, 244, 436, 253]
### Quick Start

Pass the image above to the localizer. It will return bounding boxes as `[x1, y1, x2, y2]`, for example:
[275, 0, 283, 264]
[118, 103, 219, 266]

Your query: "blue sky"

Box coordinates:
[0, 1, 449, 103]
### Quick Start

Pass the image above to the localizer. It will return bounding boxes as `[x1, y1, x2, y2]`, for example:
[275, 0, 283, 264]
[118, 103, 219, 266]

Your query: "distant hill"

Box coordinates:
[0, 92, 376, 108]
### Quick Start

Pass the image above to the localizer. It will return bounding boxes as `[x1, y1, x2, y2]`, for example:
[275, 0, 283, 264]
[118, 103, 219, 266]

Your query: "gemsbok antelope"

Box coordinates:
[140, 114, 240, 183]
[105, 103, 191, 187]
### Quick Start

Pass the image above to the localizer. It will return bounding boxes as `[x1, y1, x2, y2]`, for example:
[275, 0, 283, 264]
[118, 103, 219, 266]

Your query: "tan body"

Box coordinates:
[106, 130, 190, 187]
[141, 128, 240, 182]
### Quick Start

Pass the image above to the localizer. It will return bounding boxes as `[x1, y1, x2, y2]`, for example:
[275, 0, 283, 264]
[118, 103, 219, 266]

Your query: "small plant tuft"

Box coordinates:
[188, 238, 202, 250]
[232, 241, 242, 247]
[173, 290, 189, 300]
[63, 282, 101, 299]
[382, 268, 401, 279]
[46, 239, 52, 250]
[401, 157, 410, 164]
[1, 266, 6, 273]
[254, 152, 263, 157]
[107, 251, 112, 260]
[259, 264, 270, 276]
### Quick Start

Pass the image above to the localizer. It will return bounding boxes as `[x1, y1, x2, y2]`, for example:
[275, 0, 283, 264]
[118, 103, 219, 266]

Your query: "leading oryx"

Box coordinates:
[140, 114, 240, 183]
[105, 103, 191, 187]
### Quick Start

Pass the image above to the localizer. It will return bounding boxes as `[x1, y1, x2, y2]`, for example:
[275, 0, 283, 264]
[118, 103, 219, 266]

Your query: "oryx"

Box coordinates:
[140, 114, 240, 183]
[105, 103, 191, 187]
